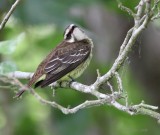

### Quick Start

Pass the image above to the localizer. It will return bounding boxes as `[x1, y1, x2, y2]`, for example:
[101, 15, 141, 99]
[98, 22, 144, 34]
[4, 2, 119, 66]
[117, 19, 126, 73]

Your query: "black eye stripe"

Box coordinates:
[67, 25, 77, 37]
[70, 25, 77, 33]
[66, 33, 71, 40]
[64, 25, 77, 39]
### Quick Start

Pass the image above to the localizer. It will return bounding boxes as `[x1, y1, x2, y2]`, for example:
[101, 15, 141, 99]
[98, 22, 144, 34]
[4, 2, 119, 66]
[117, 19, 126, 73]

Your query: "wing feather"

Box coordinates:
[40, 40, 91, 87]
[45, 60, 61, 73]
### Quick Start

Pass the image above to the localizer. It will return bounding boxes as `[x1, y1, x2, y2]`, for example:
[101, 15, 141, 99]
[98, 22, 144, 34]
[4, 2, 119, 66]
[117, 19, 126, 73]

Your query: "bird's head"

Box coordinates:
[64, 24, 88, 43]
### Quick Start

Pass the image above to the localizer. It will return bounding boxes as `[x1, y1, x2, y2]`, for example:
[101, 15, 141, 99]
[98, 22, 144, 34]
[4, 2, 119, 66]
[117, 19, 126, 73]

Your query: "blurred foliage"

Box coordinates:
[15, 0, 97, 25]
[0, 0, 160, 135]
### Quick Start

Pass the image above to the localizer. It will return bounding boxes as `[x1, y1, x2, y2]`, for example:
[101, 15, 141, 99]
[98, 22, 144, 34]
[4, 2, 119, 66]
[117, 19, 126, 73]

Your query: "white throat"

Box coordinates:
[66, 36, 75, 43]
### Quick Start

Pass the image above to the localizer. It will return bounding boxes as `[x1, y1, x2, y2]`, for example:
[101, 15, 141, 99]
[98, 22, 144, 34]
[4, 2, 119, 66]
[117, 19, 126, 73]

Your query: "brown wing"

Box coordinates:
[28, 41, 67, 87]
[37, 39, 91, 88]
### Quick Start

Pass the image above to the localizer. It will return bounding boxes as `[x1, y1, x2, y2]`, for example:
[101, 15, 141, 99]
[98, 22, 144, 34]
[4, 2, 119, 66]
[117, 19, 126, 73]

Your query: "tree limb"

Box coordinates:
[4, 70, 160, 122]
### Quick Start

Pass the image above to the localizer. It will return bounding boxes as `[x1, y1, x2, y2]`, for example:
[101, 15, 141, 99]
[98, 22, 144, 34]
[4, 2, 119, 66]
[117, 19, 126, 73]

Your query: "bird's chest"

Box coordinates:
[68, 53, 92, 78]
[60, 52, 92, 81]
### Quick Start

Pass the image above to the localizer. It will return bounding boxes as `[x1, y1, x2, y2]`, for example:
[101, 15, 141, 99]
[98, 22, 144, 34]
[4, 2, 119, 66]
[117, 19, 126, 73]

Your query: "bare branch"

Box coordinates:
[4, 70, 160, 122]
[138, 108, 160, 121]
[92, 0, 153, 91]
[133, 101, 158, 110]
[135, 0, 145, 17]
[152, 0, 160, 11]
[7, 71, 33, 79]
[107, 81, 114, 93]
[96, 69, 101, 78]
[151, 0, 160, 20]
[0, 0, 21, 31]
[6, 72, 109, 99]
[119, 28, 133, 55]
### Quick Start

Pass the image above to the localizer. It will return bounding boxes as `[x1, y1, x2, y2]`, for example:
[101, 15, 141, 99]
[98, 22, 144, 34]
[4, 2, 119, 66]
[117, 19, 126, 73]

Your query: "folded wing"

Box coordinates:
[36, 40, 91, 88]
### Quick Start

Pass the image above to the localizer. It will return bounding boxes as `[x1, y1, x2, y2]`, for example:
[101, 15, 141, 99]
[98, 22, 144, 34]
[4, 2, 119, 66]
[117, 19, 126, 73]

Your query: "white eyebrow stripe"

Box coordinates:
[64, 29, 70, 39]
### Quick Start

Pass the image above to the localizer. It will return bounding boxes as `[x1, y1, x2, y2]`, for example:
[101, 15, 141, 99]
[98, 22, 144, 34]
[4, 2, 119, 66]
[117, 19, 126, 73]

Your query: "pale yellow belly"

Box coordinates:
[59, 53, 92, 81]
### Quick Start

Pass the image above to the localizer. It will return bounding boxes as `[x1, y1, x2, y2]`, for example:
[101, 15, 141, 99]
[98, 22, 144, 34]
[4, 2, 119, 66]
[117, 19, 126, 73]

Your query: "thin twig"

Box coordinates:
[116, 0, 136, 17]
[0, 0, 21, 31]
[115, 72, 123, 93]
[152, 0, 160, 11]
[119, 28, 133, 55]
[96, 69, 101, 78]
[151, 13, 160, 20]
[107, 81, 114, 93]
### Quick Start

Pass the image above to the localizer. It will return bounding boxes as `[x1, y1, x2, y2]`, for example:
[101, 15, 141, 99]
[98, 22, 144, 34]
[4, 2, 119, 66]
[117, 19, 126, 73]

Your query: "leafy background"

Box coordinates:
[0, 0, 160, 135]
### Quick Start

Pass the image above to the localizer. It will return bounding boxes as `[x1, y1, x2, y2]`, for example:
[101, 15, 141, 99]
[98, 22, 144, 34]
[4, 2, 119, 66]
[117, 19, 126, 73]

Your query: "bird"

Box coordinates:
[15, 24, 93, 98]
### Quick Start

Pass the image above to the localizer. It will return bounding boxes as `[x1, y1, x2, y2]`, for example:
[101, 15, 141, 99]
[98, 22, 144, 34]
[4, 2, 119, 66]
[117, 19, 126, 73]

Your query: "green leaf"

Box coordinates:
[0, 33, 25, 55]
[0, 61, 17, 75]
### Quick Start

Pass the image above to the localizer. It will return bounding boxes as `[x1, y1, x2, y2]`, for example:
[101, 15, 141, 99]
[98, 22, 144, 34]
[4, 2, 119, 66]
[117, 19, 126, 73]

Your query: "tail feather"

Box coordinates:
[14, 84, 31, 98]
[14, 79, 44, 98]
